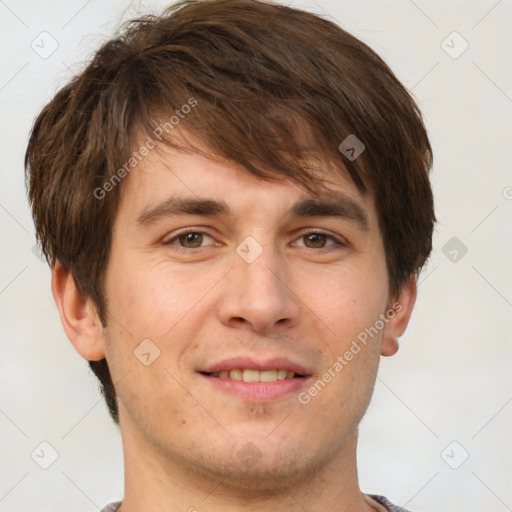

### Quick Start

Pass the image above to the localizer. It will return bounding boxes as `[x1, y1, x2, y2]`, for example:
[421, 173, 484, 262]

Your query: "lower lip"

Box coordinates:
[199, 374, 309, 401]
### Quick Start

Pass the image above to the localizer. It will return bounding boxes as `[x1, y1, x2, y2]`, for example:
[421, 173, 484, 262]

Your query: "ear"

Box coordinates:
[380, 275, 417, 357]
[51, 259, 105, 361]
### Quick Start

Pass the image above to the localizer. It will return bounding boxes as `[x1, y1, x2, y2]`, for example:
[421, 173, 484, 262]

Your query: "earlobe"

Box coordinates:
[51, 260, 106, 361]
[380, 275, 417, 357]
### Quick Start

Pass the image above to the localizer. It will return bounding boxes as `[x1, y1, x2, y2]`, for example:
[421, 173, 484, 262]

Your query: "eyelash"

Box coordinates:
[163, 228, 347, 252]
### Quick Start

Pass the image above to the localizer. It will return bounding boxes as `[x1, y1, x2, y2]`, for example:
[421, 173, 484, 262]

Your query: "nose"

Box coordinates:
[216, 240, 301, 335]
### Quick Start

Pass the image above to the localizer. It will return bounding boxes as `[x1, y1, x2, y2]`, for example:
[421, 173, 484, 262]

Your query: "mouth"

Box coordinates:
[197, 357, 312, 401]
[200, 368, 305, 382]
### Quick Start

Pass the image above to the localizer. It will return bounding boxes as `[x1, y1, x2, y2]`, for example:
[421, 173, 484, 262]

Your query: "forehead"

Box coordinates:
[115, 142, 377, 233]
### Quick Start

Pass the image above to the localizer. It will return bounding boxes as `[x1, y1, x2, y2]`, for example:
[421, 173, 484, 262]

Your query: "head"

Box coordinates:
[25, 0, 434, 489]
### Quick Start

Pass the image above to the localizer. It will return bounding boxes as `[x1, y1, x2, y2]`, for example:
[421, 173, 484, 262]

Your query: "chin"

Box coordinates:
[177, 431, 338, 495]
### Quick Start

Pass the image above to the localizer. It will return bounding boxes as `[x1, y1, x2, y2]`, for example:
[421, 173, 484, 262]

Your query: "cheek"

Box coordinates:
[303, 277, 384, 420]
[101, 255, 225, 394]
[105, 251, 214, 339]
[112, 360, 209, 441]
[305, 259, 387, 415]
[309, 264, 388, 352]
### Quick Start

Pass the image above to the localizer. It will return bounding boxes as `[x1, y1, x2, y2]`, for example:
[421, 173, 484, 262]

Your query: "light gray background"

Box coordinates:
[1, 1, 511, 511]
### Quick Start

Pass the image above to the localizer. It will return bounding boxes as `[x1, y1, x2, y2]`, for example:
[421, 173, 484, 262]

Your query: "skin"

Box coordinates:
[52, 142, 416, 512]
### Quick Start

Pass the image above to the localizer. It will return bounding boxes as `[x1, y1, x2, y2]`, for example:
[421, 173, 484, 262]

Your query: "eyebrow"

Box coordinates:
[136, 193, 369, 231]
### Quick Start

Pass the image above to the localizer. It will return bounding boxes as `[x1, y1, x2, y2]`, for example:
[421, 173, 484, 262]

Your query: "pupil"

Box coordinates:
[307, 233, 325, 247]
[181, 232, 202, 247]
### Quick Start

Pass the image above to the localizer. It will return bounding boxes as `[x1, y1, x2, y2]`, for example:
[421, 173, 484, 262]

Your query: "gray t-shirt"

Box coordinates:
[100, 495, 411, 511]
[368, 495, 412, 511]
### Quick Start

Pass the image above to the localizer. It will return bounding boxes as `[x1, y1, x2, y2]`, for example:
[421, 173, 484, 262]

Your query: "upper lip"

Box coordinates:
[199, 356, 312, 376]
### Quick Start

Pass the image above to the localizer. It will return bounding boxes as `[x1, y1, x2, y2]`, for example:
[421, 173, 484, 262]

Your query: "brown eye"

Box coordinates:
[303, 233, 328, 248]
[178, 232, 203, 248]
[164, 230, 215, 250]
[294, 231, 344, 250]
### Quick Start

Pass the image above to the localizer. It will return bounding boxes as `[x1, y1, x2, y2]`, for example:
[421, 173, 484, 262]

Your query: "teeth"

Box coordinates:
[243, 369, 260, 382]
[209, 369, 297, 382]
[230, 369, 243, 380]
[277, 369, 288, 380]
[258, 370, 278, 382]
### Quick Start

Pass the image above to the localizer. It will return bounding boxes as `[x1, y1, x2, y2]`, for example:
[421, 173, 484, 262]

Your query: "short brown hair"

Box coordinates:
[25, 0, 435, 424]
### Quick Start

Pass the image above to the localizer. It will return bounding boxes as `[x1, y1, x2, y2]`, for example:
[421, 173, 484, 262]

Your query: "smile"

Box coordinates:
[202, 369, 301, 382]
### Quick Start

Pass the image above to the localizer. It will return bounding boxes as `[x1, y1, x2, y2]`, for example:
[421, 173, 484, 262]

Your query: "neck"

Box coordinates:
[117, 413, 375, 512]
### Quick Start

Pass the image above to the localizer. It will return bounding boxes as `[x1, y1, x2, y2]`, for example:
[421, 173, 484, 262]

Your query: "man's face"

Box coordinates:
[101, 143, 393, 486]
